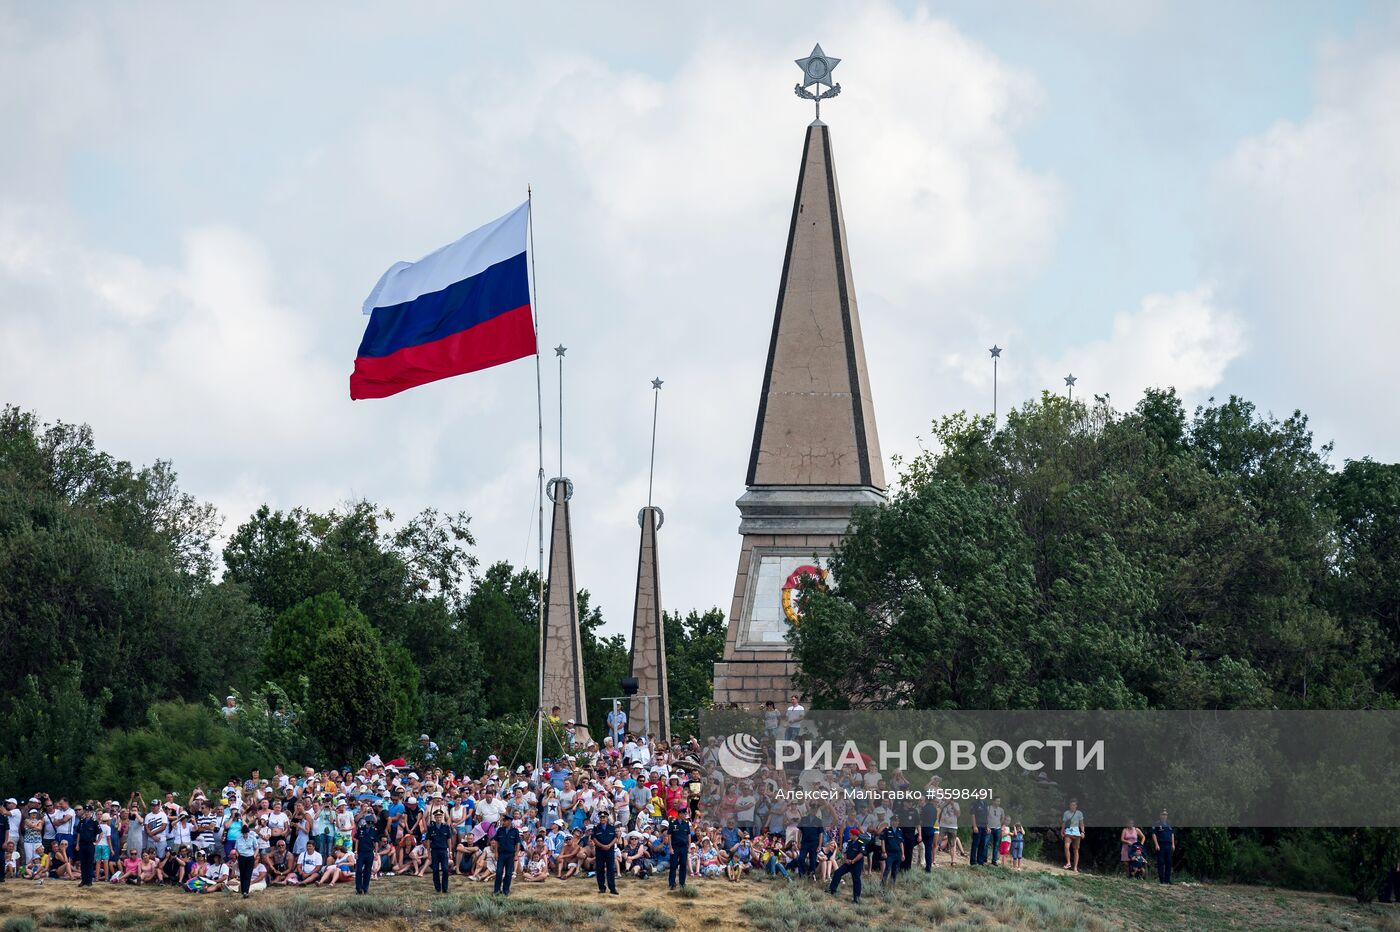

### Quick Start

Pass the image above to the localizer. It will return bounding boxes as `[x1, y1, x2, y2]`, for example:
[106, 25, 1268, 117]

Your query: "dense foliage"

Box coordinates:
[0, 404, 725, 800]
[792, 390, 1398, 712]
[788, 389, 1400, 900]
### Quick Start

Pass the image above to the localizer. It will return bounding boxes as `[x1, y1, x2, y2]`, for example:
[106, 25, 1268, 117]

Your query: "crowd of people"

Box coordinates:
[0, 695, 1181, 906]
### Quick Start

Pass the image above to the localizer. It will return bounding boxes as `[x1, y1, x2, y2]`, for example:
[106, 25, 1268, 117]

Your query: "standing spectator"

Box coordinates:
[51, 798, 75, 853]
[763, 701, 780, 739]
[221, 696, 239, 718]
[607, 702, 628, 747]
[785, 696, 806, 741]
[938, 798, 960, 868]
[1062, 799, 1085, 873]
[970, 795, 989, 866]
[1120, 818, 1145, 873]
[1150, 809, 1175, 885]
[233, 818, 259, 898]
[144, 801, 169, 858]
[986, 797, 1005, 866]
[75, 805, 99, 886]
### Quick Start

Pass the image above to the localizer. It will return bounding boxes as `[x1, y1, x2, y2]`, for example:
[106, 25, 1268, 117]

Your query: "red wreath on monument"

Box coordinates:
[781, 564, 829, 624]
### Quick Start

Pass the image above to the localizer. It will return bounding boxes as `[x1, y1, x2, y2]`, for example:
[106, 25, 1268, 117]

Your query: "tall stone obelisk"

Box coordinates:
[542, 477, 589, 741]
[712, 45, 886, 707]
[628, 505, 669, 741]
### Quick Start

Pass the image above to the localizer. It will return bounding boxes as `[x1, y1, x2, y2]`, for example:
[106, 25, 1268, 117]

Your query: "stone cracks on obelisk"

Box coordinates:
[712, 121, 886, 708]
[628, 506, 669, 741]
[542, 477, 589, 742]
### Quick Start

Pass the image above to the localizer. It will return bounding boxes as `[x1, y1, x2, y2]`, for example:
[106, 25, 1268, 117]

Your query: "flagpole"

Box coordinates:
[529, 185, 545, 774]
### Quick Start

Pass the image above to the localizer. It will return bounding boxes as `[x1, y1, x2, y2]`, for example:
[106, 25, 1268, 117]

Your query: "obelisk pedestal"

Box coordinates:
[541, 477, 590, 742]
[627, 506, 669, 741]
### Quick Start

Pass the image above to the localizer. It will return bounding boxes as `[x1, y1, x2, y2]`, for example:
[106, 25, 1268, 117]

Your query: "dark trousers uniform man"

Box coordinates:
[1151, 816, 1175, 885]
[426, 818, 452, 894]
[901, 824, 918, 871]
[668, 818, 693, 889]
[76, 811, 99, 887]
[796, 821, 822, 877]
[828, 837, 865, 903]
[495, 823, 522, 895]
[354, 819, 378, 894]
[592, 818, 619, 894]
[881, 828, 902, 887]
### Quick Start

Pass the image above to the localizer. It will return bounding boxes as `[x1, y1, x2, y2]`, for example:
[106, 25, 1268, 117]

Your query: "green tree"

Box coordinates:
[305, 617, 396, 762]
[793, 391, 1382, 711]
[664, 607, 729, 734]
[261, 592, 364, 687]
[0, 664, 109, 799]
[1329, 459, 1400, 694]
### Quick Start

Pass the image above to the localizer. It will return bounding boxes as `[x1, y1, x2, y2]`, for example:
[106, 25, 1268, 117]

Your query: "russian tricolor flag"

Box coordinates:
[350, 202, 536, 399]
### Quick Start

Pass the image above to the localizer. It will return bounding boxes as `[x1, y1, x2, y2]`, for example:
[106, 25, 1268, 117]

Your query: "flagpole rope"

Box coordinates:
[529, 185, 545, 774]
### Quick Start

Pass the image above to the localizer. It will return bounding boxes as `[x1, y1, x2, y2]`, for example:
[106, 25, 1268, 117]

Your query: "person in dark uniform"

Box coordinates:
[667, 816, 694, 889]
[1149, 809, 1175, 885]
[425, 809, 453, 894]
[591, 811, 619, 895]
[0, 801, 8, 885]
[827, 832, 865, 903]
[898, 802, 919, 872]
[879, 822, 902, 888]
[75, 805, 100, 887]
[353, 812, 378, 894]
[919, 798, 939, 872]
[494, 818, 522, 895]
[970, 796, 990, 865]
[795, 811, 823, 878]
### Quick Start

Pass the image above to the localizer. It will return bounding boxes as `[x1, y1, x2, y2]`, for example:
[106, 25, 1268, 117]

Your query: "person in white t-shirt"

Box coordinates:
[295, 846, 323, 884]
[786, 696, 806, 740]
[143, 803, 169, 857]
[475, 789, 505, 828]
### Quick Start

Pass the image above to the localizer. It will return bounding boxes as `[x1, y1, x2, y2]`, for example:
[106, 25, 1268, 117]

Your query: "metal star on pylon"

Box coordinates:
[651, 377, 664, 390]
[795, 44, 841, 89]
[554, 345, 567, 357]
[989, 345, 1002, 359]
[1064, 374, 1077, 388]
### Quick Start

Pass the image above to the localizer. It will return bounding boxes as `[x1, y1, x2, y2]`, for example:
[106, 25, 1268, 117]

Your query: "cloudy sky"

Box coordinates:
[3, 1, 1397, 638]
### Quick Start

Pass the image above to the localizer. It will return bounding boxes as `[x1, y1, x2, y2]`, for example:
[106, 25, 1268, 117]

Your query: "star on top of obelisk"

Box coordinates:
[651, 377, 664, 390]
[794, 43, 842, 124]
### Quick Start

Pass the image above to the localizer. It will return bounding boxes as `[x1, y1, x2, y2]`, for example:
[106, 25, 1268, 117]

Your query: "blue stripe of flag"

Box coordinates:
[355, 251, 530, 360]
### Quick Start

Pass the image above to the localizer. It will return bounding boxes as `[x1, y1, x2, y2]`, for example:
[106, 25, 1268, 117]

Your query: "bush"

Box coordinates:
[1183, 827, 1234, 880]
[37, 907, 105, 929]
[82, 700, 272, 801]
[638, 907, 676, 929]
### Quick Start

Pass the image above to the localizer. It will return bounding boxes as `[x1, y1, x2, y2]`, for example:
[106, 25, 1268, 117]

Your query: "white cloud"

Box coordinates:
[0, 2, 1062, 637]
[1208, 28, 1400, 459]
[1043, 286, 1244, 406]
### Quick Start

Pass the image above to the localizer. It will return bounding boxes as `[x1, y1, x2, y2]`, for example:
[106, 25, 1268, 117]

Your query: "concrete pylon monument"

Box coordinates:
[712, 45, 886, 707]
[628, 505, 669, 741]
[542, 477, 589, 741]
